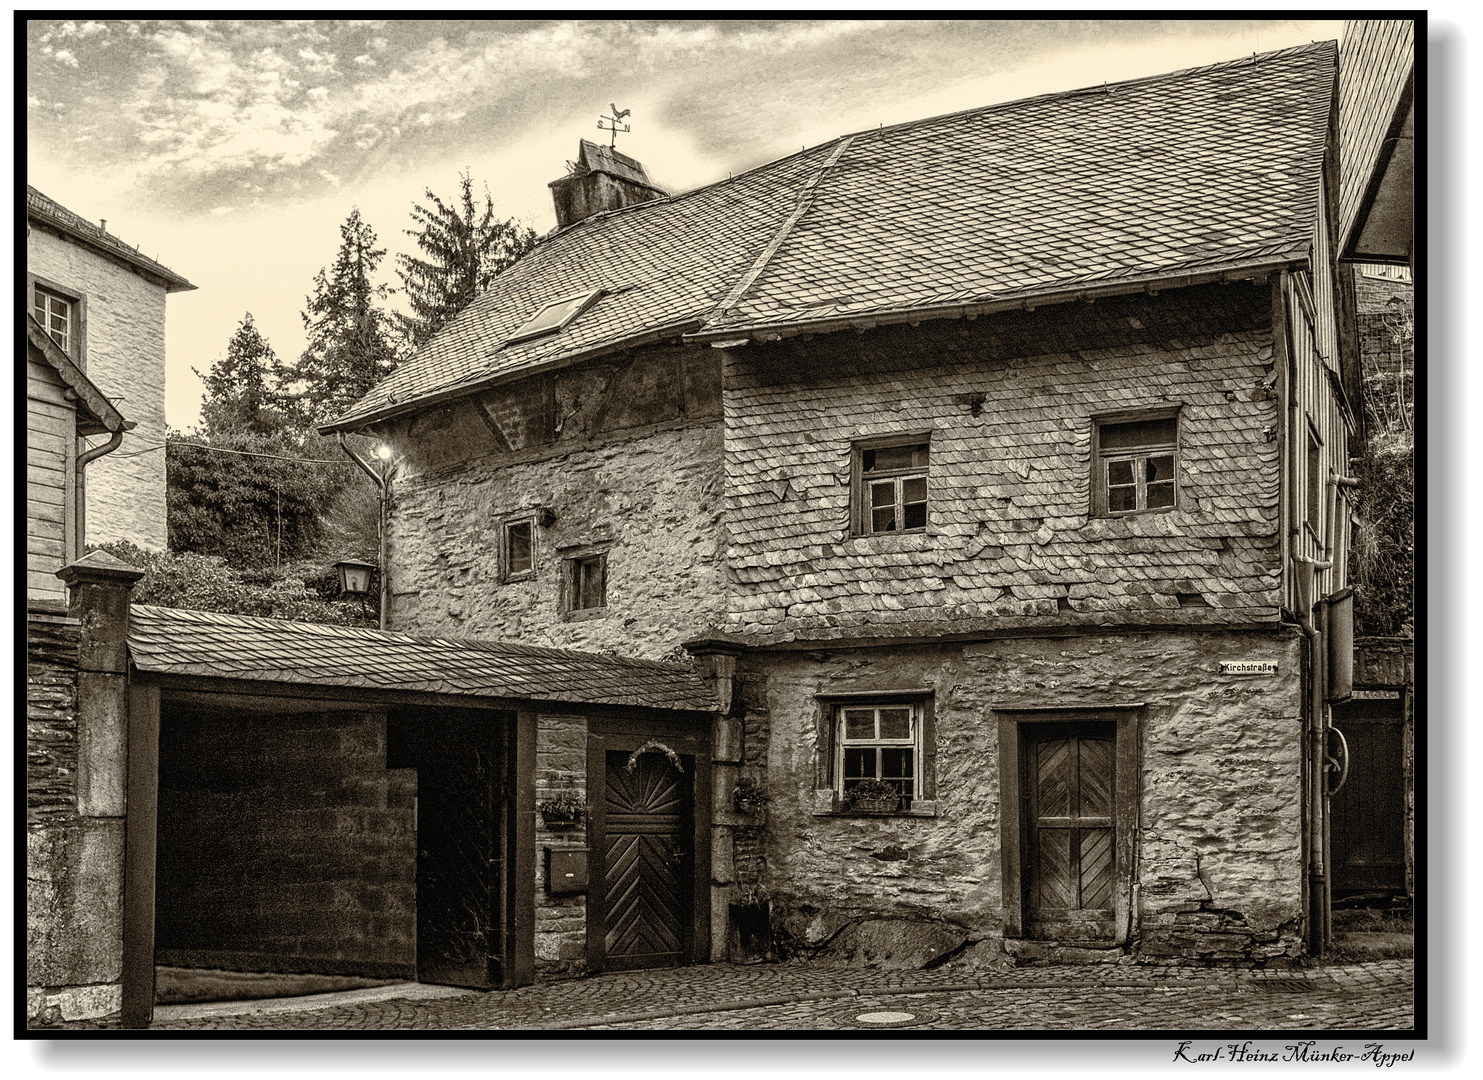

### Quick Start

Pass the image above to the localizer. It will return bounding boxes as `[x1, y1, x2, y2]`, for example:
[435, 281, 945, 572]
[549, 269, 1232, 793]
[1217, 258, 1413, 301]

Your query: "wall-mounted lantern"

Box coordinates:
[334, 559, 378, 597]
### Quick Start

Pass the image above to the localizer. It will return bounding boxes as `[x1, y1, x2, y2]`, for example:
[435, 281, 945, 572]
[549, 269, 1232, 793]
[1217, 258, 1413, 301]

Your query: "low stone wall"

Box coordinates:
[153, 708, 415, 977]
[751, 628, 1307, 966]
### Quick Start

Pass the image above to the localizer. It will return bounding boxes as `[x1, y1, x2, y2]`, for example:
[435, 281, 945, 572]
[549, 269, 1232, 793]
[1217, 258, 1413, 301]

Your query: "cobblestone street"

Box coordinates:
[150, 959, 1414, 1032]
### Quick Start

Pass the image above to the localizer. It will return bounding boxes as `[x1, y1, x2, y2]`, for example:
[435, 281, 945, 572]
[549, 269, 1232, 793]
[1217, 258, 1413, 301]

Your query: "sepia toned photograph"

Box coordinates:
[23, 16, 1417, 1041]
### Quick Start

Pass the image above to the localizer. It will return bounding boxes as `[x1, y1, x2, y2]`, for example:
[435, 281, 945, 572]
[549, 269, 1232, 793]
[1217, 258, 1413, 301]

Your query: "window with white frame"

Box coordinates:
[33, 285, 74, 355]
[837, 702, 921, 808]
[1093, 412, 1178, 516]
[853, 437, 930, 535]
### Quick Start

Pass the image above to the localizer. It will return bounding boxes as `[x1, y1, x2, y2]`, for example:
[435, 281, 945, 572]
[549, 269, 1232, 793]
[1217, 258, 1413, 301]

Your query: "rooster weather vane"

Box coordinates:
[598, 103, 631, 148]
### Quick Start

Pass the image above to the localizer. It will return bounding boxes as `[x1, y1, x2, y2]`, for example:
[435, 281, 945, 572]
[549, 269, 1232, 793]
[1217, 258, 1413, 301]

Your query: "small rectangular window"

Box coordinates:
[34, 286, 72, 355]
[854, 438, 930, 535]
[837, 702, 921, 809]
[1094, 413, 1178, 516]
[506, 289, 605, 346]
[501, 517, 535, 582]
[564, 552, 607, 612]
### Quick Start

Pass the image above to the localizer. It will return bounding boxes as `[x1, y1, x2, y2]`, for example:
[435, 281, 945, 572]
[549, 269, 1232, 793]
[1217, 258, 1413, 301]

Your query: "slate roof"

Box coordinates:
[128, 605, 718, 711]
[27, 186, 196, 292]
[327, 41, 1335, 433]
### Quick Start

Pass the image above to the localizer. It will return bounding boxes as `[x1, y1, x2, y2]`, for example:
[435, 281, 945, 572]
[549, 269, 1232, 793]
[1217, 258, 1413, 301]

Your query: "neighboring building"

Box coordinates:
[1337, 19, 1414, 269]
[319, 41, 1363, 974]
[26, 186, 195, 554]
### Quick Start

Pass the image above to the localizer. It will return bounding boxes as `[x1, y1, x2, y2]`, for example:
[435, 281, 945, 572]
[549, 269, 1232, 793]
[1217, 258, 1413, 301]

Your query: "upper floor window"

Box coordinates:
[853, 436, 930, 535]
[563, 550, 607, 614]
[1093, 412, 1178, 516]
[501, 516, 536, 582]
[34, 286, 73, 355]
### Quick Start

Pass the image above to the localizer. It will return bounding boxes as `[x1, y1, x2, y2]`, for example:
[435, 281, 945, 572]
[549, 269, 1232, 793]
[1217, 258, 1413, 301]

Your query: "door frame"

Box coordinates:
[585, 716, 712, 974]
[996, 705, 1141, 943]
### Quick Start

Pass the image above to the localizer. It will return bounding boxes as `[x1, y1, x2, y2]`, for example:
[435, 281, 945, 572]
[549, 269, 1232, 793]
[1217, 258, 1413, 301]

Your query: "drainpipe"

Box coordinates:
[75, 428, 126, 558]
[338, 433, 391, 631]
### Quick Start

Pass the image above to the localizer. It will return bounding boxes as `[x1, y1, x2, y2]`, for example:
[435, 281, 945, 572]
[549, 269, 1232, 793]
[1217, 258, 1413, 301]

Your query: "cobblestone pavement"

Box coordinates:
[150, 959, 1413, 1032]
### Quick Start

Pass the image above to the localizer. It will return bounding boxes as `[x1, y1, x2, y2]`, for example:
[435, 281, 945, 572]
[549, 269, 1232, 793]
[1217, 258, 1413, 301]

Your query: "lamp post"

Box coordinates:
[333, 558, 378, 619]
[338, 434, 394, 631]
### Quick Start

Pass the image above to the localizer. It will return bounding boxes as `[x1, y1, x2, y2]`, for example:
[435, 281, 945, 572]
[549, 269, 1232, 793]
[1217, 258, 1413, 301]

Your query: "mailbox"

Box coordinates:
[545, 847, 588, 895]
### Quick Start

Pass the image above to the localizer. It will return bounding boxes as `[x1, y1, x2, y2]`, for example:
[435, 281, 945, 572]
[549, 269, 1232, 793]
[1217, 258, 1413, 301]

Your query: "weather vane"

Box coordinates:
[598, 103, 631, 148]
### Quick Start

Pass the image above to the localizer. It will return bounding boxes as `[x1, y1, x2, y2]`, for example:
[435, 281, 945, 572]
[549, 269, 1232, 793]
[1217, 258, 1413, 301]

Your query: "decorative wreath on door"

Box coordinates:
[625, 740, 685, 773]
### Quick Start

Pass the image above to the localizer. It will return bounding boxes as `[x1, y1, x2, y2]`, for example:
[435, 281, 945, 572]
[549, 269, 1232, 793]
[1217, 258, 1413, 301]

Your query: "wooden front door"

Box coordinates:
[598, 749, 691, 970]
[1330, 697, 1408, 894]
[1024, 722, 1117, 940]
[389, 714, 508, 989]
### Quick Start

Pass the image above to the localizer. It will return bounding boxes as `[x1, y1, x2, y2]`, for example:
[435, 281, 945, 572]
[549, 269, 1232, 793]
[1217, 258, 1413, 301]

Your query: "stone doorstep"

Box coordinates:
[1004, 939, 1125, 964]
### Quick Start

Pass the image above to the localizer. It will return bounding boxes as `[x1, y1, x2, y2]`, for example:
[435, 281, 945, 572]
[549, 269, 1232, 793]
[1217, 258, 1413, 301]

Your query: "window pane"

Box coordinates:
[506, 522, 532, 574]
[573, 557, 604, 609]
[877, 708, 911, 740]
[1146, 481, 1175, 509]
[871, 481, 896, 508]
[902, 502, 927, 530]
[880, 748, 915, 797]
[1099, 417, 1176, 451]
[868, 445, 921, 472]
[902, 476, 927, 503]
[872, 507, 896, 532]
[1147, 455, 1174, 482]
[844, 710, 876, 740]
[1108, 485, 1136, 512]
[843, 748, 877, 783]
[1107, 459, 1134, 486]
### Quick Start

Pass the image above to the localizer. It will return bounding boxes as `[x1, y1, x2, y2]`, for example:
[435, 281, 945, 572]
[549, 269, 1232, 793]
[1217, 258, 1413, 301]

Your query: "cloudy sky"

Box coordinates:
[27, 17, 1346, 430]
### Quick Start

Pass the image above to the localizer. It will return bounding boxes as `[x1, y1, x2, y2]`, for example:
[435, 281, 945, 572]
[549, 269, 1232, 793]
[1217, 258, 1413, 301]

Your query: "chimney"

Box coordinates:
[549, 139, 666, 230]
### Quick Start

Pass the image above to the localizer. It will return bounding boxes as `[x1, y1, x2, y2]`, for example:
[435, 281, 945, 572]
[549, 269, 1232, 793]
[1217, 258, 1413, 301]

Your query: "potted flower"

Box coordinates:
[733, 776, 770, 815]
[538, 792, 585, 829]
[847, 778, 900, 814]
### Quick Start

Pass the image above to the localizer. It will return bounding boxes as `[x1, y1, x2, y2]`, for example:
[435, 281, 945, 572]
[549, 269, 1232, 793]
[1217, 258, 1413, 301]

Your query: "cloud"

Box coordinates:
[353, 54, 375, 68]
[209, 206, 236, 216]
[53, 49, 79, 67]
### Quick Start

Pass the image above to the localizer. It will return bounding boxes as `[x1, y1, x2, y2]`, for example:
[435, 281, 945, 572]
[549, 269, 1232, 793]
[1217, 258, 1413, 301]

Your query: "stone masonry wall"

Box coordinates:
[535, 714, 589, 977]
[28, 227, 170, 551]
[388, 420, 726, 659]
[754, 628, 1305, 965]
[154, 709, 415, 977]
[722, 282, 1282, 639]
[27, 610, 127, 1027]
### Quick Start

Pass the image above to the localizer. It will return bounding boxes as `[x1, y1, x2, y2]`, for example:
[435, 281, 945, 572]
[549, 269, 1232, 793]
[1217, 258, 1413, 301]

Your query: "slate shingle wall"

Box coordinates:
[722, 283, 1282, 638]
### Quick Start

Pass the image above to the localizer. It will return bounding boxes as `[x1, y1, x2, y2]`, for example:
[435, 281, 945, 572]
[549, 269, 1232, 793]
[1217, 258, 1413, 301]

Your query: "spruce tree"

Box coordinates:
[292, 208, 403, 423]
[194, 312, 293, 437]
[397, 172, 538, 348]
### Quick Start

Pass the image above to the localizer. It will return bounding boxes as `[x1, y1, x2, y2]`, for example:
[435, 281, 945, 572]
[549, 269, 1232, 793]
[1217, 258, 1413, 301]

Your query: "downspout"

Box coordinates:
[75, 428, 126, 557]
[338, 433, 390, 632]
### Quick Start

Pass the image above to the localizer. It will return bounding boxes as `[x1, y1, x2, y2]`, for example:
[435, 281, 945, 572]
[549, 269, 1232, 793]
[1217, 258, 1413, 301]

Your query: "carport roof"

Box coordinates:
[128, 605, 718, 712]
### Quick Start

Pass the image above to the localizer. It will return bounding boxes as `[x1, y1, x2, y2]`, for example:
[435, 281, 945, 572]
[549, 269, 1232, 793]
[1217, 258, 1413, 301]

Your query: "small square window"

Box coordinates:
[501, 517, 536, 582]
[837, 703, 921, 809]
[853, 437, 930, 535]
[564, 552, 607, 612]
[33, 286, 73, 355]
[1093, 413, 1178, 516]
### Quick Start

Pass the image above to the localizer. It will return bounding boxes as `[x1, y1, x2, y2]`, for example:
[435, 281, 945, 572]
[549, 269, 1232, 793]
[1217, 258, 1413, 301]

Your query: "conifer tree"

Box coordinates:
[292, 208, 403, 423]
[194, 312, 293, 437]
[397, 172, 538, 348]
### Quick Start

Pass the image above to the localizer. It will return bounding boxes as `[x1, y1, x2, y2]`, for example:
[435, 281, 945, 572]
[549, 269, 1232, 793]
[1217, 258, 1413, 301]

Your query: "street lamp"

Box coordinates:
[338, 434, 396, 631]
[334, 559, 377, 597]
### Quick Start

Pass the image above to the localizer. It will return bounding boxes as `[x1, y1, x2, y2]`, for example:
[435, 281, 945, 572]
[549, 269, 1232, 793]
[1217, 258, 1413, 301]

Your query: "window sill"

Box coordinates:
[812, 807, 938, 819]
[562, 606, 607, 622]
[500, 572, 536, 585]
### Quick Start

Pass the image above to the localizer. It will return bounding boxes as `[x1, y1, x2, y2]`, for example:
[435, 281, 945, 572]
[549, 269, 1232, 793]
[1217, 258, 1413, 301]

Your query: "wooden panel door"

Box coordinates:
[600, 749, 690, 970]
[1025, 723, 1116, 940]
[391, 714, 507, 989]
[1330, 697, 1407, 893]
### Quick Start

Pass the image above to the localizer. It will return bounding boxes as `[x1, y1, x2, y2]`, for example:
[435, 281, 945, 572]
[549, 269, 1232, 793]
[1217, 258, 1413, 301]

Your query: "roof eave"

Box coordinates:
[319, 316, 708, 434]
[28, 208, 197, 292]
[26, 315, 129, 432]
[684, 254, 1310, 345]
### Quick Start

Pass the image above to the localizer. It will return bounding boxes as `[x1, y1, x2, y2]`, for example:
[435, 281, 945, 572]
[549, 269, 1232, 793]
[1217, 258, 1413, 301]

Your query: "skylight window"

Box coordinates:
[505, 288, 605, 346]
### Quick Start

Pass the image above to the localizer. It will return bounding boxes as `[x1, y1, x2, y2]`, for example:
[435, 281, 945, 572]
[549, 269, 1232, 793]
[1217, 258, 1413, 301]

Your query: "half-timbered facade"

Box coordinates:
[319, 42, 1361, 976]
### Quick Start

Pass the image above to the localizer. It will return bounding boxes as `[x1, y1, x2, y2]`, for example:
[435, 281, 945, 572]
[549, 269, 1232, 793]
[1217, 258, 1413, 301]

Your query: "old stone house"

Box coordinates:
[26, 186, 195, 572]
[318, 41, 1364, 974]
